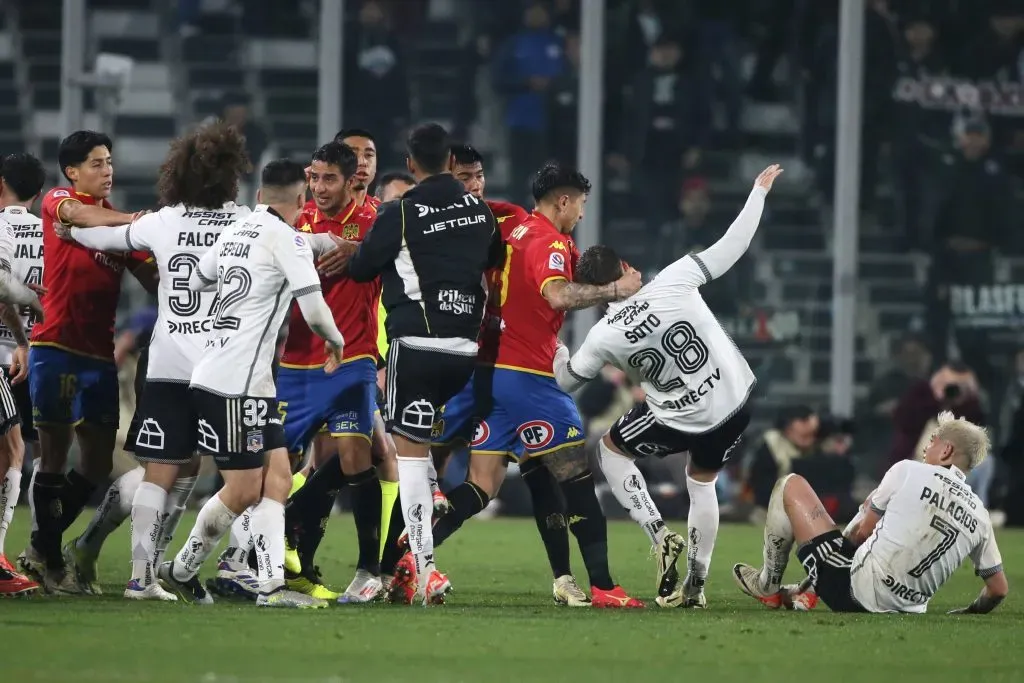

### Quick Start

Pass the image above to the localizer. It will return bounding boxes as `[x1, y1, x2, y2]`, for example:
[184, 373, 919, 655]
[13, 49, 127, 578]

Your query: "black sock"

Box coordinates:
[286, 455, 345, 570]
[521, 460, 572, 578]
[31, 472, 66, 568]
[560, 471, 614, 590]
[347, 467, 381, 575]
[432, 482, 488, 548]
[58, 469, 97, 533]
[380, 492, 406, 575]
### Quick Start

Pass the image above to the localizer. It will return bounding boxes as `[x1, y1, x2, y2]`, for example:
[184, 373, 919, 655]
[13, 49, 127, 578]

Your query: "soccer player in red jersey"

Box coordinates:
[275, 142, 383, 603]
[18, 131, 157, 594]
[424, 144, 590, 604]
[426, 163, 645, 607]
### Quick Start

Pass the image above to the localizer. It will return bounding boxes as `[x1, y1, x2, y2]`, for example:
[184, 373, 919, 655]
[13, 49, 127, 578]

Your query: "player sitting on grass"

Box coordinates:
[734, 412, 1008, 614]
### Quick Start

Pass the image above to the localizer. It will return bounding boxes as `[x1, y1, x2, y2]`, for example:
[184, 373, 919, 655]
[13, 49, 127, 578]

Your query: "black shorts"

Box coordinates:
[133, 380, 199, 465]
[0, 366, 21, 437]
[123, 346, 150, 453]
[384, 339, 476, 444]
[190, 388, 286, 470]
[796, 530, 867, 613]
[609, 401, 750, 471]
[2, 367, 31, 441]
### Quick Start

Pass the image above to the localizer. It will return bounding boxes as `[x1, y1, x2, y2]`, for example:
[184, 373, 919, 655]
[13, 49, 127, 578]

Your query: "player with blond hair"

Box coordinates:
[734, 412, 1008, 614]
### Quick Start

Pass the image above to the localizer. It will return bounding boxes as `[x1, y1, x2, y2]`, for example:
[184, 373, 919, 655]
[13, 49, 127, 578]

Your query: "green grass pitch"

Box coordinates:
[2, 509, 1021, 683]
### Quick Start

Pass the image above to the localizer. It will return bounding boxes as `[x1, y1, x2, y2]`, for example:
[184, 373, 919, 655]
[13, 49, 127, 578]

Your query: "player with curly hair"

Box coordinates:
[56, 121, 252, 600]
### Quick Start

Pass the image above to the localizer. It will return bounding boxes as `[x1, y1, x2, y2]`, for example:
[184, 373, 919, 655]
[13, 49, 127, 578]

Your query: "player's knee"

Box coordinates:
[778, 473, 807, 498]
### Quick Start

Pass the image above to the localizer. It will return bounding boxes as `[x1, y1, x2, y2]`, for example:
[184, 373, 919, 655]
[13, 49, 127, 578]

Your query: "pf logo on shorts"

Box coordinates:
[518, 420, 554, 450]
[470, 420, 491, 448]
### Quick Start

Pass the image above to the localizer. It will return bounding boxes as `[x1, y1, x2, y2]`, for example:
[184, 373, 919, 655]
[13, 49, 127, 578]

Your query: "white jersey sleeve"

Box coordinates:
[970, 526, 1003, 578]
[192, 243, 219, 291]
[867, 459, 912, 514]
[274, 230, 322, 298]
[656, 186, 766, 288]
[0, 207, 43, 360]
[554, 324, 613, 393]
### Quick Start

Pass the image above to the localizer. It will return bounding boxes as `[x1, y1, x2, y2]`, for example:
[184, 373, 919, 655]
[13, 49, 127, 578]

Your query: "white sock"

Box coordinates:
[154, 475, 197, 567]
[396, 456, 434, 575]
[28, 459, 38, 533]
[598, 440, 666, 545]
[173, 493, 237, 581]
[249, 498, 285, 594]
[77, 466, 143, 555]
[425, 455, 440, 497]
[130, 481, 167, 584]
[685, 474, 719, 588]
[220, 507, 253, 569]
[759, 474, 796, 592]
[0, 468, 22, 555]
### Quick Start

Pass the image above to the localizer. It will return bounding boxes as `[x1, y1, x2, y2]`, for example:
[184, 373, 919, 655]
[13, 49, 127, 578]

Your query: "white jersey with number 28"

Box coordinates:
[189, 205, 323, 399]
[557, 187, 765, 434]
[850, 459, 1001, 613]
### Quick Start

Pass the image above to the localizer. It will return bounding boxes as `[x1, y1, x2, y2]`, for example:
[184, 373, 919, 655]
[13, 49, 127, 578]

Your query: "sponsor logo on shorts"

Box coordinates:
[722, 436, 742, 463]
[633, 442, 672, 457]
[136, 418, 166, 451]
[518, 420, 554, 450]
[431, 419, 445, 440]
[566, 426, 580, 439]
[246, 429, 263, 453]
[470, 420, 490, 448]
[197, 418, 220, 453]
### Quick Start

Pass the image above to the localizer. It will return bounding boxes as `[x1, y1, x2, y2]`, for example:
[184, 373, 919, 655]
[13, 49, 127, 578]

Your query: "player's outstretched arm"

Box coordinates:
[0, 262, 43, 317]
[949, 572, 1008, 615]
[347, 201, 403, 282]
[275, 229, 346, 364]
[542, 267, 642, 312]
[58, 199, 139, 228]
[68, 224, 132, 250]
[553, 337, 606, 393]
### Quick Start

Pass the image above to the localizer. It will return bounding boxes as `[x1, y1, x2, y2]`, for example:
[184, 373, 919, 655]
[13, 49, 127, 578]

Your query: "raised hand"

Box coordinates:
[755, 164, 783, 192]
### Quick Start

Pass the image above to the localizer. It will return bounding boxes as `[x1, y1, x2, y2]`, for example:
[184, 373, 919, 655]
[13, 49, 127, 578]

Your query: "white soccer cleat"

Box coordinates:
[16, 547, 46, 584]
[337, 569, 383, 604]
[732, 562, 784, 609]
[679, 575, 707, 609]
[553, 574, 591, 607]
[654, 531, 686, 605]
[257, 588, 328, 609]
[124, 579, 178, 602]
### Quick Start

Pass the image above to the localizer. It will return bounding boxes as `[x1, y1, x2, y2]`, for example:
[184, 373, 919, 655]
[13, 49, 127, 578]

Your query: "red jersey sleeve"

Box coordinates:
[41, 188, 76, 226]
[524, 236, 571, 294]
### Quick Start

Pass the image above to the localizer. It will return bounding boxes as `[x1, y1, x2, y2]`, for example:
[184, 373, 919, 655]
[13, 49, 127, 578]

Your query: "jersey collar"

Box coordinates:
[949, 464, 966, 480]
[0, 206, 25, 214]
[530, 210, 560, 234]
[313, 198, 357, 226]
[266, 205, 286, 222]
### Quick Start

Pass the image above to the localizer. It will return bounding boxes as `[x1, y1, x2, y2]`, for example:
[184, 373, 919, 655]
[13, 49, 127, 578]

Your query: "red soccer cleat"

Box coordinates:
[591, 585, 644, 609]
[0, 554, 39, 597]
[419, 569, 452, 606]
[387, 551, 417, 605]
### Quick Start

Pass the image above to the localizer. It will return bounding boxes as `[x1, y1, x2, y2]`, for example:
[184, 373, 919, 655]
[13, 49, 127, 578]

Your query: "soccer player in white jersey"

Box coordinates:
[734, 412, 1008, 615]
[161, 159, 346, 608]
[0, 153, 47, 595]
[554, 165, 782, 608]
[56, 123, 253, 600]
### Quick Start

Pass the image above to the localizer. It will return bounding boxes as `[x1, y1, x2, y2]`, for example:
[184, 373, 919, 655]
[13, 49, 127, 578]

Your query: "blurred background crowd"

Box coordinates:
[5, 0, 1024, 525]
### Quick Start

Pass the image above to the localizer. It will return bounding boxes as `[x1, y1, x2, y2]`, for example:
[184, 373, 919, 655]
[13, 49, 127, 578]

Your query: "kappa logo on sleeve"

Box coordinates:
[548, 252, 565, 272]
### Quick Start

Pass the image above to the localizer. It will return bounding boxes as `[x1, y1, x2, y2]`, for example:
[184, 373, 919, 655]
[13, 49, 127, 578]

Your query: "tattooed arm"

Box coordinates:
[949, 572, 1008, 615]
[0, 303, 28, 346]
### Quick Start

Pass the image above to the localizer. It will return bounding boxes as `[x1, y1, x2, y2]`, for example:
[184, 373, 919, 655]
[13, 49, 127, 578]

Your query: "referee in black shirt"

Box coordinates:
[345, 122, 501, 603]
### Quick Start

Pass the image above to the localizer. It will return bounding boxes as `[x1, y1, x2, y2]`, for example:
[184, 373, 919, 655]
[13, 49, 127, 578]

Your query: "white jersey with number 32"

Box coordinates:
[850, 459, 1002, 613]
[0, 206, 43, 363]
[189, 205, 322, 399]
[124, 203, 251, 382]
[562, 188, 767, 434]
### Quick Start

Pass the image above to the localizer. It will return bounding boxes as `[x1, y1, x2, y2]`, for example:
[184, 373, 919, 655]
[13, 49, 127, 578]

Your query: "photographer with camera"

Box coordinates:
[888, 360, 986, 468]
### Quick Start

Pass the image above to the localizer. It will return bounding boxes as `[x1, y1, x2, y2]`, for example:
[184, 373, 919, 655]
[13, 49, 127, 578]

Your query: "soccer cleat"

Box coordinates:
[680, 575, 708, 609]
[552, 574, 591, 607]
[732, 563, 783, 609]
[782, 583, 819, 611]
[124, 579, 178, 602]
[43, 568, 84, 595]
[379, 574, 394, 598]
[16, 547, 46, 584]
[0, 556, 39, 597]
[62, 537, 101, 595]
[338, 569, 384, 604]
[432, 489, 451, 516]
[157, 561, 214, 605]
[416, 569, 452, 606]
[257, 587, 328, 609]
[206, 562, 260, 601]
[654, 531, 686, 602]
[591, 585, 644, 609]
[286, 564, 340, 601]
[386, 551, 417, 605]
